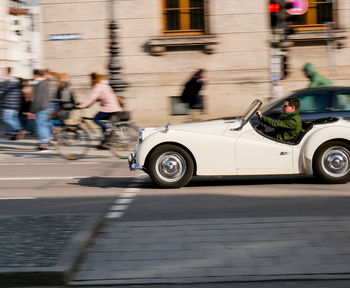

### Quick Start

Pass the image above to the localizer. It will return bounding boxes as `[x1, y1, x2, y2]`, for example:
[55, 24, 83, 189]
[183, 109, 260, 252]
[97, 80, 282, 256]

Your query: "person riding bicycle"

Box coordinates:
[76, 72, 123, 148]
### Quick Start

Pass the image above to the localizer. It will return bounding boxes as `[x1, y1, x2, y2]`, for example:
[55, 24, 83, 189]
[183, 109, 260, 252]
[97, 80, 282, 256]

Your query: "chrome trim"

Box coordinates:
[131, 163, 142, 170]
[138, 128, 144, 143]
[128, 150, 142, 171]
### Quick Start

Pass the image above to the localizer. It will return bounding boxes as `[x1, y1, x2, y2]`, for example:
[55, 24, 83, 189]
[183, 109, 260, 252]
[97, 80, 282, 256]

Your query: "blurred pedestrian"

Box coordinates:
[181, 69, 205, 121]
[19, 78, 35, 135]
[44, 69, 59, 109]
[76, 72, 123, 148]
[50, 73, 75, 126]
[303, 63, 333, 88]
[29, 69, 52, 150]
[0, 67, 25, 140]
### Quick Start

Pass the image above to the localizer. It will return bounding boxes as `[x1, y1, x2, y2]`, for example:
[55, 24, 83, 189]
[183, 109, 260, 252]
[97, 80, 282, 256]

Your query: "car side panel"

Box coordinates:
[136, 130, 239, 175]
[235, 129, 294, 175]
[300, 125, 350, 175]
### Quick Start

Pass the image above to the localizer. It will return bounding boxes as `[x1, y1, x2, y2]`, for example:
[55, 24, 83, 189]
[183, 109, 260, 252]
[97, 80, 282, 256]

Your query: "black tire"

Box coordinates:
[313, 141, 350, 184]
[108, 124, 139, 159]
[148, 144, 194, 188]
[56, 126, 90, 160]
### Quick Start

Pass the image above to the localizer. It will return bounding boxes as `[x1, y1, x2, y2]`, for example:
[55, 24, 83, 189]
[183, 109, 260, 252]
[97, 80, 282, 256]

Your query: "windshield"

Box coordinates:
[241, 99, 262, 123]
[261, 98, 284, 113]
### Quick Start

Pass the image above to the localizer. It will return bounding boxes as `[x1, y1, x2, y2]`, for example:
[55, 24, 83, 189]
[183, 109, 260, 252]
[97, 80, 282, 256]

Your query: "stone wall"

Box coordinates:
[41, 0, 271, 125]
[41, 0, 350, 126]
[0, 0, 8, 78]
[282, 0, 350, 95]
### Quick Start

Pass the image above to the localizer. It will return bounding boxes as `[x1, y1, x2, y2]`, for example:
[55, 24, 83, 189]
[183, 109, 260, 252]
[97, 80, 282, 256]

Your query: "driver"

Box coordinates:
[256, 97, 303, 142]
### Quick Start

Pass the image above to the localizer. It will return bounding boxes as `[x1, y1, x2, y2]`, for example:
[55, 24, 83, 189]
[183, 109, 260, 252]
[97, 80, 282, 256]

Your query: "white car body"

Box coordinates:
[129, 100, 350, 188]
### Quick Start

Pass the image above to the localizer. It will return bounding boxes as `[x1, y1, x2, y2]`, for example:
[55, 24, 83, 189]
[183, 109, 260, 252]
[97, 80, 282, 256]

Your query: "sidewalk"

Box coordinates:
[0, 214, 102, 286]
[0, 128, 116, 161]
[70, 216, 350, 286]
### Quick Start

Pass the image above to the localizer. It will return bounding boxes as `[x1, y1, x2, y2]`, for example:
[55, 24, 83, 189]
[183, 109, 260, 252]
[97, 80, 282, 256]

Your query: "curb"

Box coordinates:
[0, 214, 104, 287]
[68, 273, 350, 286]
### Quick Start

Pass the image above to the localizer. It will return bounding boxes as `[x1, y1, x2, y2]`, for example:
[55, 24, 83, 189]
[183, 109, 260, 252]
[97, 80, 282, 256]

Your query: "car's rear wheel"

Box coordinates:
[313, 141, 350, 184]
[148, 144, 194, 188]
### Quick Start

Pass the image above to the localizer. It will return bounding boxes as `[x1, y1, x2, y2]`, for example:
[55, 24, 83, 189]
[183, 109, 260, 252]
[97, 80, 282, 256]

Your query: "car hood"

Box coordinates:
[141, 118, 242, 139]
[170, 118, 241, 135]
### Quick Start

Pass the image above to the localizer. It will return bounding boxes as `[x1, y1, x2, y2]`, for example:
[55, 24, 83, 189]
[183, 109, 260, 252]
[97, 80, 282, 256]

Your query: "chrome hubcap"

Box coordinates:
[155, 152, 186, 182]
[322, 146, 350, 177]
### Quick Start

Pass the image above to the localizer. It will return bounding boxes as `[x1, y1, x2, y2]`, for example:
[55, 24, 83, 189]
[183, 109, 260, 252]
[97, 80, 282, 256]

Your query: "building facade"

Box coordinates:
[0, 0, 9, 78]
[40, 0, 350, 126]
[1, 0, 42, 79]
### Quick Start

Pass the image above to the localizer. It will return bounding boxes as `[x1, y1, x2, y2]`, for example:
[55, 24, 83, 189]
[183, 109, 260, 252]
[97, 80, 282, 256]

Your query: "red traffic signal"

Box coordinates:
[269, 3, 280, 13]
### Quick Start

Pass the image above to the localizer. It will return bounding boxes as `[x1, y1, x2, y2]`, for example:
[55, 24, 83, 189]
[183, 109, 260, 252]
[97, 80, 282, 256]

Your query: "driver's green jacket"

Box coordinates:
[260, 111, 303, 142]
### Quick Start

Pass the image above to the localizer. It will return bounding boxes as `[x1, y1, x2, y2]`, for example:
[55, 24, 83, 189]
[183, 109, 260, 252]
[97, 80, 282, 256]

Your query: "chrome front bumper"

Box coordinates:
[128, 150, 142, 171]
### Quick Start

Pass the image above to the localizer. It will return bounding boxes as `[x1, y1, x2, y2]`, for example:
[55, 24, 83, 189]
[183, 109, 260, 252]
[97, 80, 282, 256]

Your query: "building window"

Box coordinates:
[163, 0, 204, 35]
[289, 0, 333, 31]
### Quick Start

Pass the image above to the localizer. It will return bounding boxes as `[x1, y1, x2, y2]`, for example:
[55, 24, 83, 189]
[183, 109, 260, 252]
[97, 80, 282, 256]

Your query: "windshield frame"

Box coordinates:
[231, 99, 262, 130]
[242, 99, 262, 122]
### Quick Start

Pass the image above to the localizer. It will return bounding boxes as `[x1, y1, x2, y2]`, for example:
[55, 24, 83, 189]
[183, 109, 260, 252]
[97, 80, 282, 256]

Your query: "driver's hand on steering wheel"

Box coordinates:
[256, 110, 262, 118]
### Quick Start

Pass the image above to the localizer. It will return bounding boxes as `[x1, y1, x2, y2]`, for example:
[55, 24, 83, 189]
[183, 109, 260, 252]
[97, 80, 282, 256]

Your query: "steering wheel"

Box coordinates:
[257, 114, 266, 133]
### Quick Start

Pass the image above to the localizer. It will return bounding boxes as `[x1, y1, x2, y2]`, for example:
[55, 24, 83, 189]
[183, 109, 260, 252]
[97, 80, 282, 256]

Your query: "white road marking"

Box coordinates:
[119, 191, 138, 198]
[115, 198, 134, 205]
[110, 205, 128, 211]
[105, 211, 124, 219]
[0, 197, 37, 200]
[0, 176, 86, 181]
[105, 177, 142, 219]
[0, 162, 98, 166]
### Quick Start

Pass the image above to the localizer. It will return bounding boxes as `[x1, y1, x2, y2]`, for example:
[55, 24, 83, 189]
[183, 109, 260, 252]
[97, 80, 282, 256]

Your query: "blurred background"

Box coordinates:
[0, 0, 349, 125]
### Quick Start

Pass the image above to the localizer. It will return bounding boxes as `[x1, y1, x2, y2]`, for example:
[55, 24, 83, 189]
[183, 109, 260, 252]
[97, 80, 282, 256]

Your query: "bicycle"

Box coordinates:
[53, 110, 139, 160]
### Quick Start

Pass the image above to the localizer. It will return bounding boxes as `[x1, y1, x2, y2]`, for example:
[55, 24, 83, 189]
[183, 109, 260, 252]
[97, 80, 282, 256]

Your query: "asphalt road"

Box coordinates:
[1, 155, 350, 220]
[2, 149, 350, 288]
[0, 155, 134, 217]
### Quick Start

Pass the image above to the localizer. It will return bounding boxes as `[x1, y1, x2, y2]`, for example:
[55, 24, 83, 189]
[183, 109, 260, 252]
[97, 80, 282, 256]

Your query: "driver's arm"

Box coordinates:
[260, 115, 297, 130]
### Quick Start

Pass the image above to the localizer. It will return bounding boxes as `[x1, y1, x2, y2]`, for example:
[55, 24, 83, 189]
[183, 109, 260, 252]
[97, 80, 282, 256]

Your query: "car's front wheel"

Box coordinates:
[148, 144, 194, 188]
[313, 141, 350, 184]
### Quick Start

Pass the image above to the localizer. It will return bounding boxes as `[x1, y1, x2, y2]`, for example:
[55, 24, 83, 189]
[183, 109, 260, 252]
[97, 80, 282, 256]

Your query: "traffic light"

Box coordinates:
[269, 0, 280, 29]
[269, 0, 295, 31]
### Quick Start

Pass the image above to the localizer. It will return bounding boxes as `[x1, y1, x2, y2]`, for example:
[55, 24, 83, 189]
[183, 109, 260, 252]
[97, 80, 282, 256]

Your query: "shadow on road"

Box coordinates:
[76, 176, 139, 188]
[74, 174, 322, 189]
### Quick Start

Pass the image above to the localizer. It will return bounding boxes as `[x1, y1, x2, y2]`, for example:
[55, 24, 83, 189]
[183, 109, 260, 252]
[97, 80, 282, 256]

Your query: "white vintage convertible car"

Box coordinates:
[129, 100, 350, 188]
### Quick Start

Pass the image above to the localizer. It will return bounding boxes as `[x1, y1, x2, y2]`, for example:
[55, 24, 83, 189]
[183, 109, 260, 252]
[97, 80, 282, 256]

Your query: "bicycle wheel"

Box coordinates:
[56, 126, 90, 160]
[108, 123, 139, 159]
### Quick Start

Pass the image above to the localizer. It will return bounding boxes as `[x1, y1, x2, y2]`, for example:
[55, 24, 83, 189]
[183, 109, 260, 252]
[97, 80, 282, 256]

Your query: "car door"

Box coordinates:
[235, 125, 294, 175]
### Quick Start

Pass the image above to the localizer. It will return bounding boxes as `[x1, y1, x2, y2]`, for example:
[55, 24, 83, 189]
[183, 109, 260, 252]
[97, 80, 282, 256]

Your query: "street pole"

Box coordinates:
[108, 0, 127, 98]
[327, 21, 338, 83]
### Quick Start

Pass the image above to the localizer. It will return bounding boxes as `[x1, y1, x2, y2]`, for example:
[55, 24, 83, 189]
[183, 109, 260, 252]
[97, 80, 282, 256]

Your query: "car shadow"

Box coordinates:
[75, 176, 139, 188]
[74, 174, 322, 189]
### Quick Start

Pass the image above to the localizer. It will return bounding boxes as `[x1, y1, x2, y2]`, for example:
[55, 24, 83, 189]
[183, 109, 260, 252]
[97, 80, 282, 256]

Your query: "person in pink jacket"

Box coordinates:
[77, 72, 123, 147]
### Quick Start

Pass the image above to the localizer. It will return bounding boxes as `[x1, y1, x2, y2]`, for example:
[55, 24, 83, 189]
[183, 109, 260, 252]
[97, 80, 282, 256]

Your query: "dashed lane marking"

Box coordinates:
[104, 179, 142, 219]
[119, 192, 137, 198]
[115, 198, 134, 205]
[0, 197, 37, 200]
[0, 162, 99, 166]
[110, 205, 128, 211]
[105, 211, 124, 219]
[0, 176, 87, 181]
